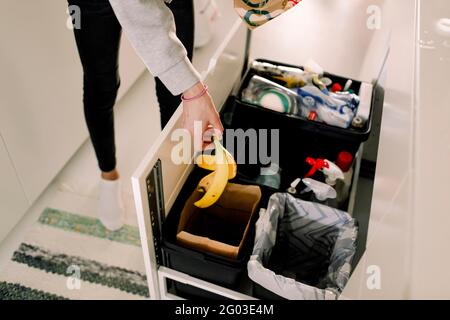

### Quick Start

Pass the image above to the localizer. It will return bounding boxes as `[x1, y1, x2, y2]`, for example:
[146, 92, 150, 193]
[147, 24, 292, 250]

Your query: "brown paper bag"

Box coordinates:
[176, 183, 261, 260]
[234, 0, 302, 29]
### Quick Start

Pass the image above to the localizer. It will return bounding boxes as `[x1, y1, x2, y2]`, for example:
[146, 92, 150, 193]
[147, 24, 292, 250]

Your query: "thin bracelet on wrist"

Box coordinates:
[181, 84, 208, 102]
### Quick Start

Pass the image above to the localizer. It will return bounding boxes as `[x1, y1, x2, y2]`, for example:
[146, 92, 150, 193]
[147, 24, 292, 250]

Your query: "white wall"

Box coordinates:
[354, 0, 450, 299]
[247, 0, 417, 299]
[0, 1, 87, 204]
[251, 0, 450, 299]
[0, 1, 145, 242]
[410, 0, 450, 299]
[342, 0, 417, 299]
[249, 0, 379, 80]
[0, 135, 29, 242]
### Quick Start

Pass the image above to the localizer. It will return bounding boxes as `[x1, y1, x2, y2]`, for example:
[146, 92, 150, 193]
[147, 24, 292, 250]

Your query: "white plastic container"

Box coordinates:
[335, 152, 354, 206]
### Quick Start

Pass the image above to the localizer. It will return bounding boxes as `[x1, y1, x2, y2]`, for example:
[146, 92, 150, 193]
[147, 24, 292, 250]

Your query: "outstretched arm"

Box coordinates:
[108, 0, 223, 143]
[109, 0, 198, 94]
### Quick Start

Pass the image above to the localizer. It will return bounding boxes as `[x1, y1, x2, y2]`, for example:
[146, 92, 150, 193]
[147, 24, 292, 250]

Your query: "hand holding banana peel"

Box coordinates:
[194, 136, 237, 208]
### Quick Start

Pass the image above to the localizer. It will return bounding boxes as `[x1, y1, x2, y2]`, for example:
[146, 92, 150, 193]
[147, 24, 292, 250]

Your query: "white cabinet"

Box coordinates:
[130, 0, 421, 300]
[249, 0, 381, 81]
[0, 136, 29, 242]
[131, 14, 248, 299]
[0, 1, 88, 203]
[342, 0, 418, 299]
[0, 1, 145, 239]
[409, 0, 450, 298]
[0, 1, 145, 204]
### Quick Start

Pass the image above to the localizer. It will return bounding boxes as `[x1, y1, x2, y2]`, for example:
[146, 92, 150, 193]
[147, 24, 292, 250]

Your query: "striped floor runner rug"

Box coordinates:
[0, 208, 149, 300]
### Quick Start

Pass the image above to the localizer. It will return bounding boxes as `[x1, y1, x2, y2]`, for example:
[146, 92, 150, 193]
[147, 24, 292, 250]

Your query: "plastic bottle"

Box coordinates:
[296, 86, 358, 128]
[304, 157, 344, 185]
[250, 60, 320, 89]
[301, 178, 337, 203]
[322, 160, 345, 186]
[304, 59, 324, 75]
[351, 82, 373, 129]
[250, 61, 306, 83]
[287, 178, 301, 195]
[335, 151, 354, 206]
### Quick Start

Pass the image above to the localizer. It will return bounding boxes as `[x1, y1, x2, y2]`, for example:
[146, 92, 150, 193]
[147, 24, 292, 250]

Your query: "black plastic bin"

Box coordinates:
[161, 167, 267, 298]
[225, 59, 375, 182]
[160, 60, 376, 299]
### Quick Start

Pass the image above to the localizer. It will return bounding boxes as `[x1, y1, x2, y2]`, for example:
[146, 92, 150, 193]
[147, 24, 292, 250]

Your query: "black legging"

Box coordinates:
[68, 0, 194, 172]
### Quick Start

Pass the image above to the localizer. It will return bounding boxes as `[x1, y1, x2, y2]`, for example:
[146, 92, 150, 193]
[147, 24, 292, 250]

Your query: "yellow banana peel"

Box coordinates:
[196, 150, 237, 179]
[194, 138, 236, 208]
[195, 154, 216, 171]
[197, 172, 216, 191]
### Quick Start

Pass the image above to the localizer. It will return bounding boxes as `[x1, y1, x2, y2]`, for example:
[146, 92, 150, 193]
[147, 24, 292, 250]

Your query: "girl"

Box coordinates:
[68, 0, 223, 230]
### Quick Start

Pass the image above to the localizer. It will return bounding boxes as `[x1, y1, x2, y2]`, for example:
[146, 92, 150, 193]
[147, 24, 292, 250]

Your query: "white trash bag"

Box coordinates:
[248, 193, 358, 300]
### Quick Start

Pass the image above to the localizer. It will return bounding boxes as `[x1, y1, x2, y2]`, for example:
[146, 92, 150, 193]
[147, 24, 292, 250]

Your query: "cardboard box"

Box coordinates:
[176, 183, 261, 260]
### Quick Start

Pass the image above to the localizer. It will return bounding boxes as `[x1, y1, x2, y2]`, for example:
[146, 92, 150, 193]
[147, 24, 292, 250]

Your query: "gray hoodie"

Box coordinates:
[108, 0, 200, 95]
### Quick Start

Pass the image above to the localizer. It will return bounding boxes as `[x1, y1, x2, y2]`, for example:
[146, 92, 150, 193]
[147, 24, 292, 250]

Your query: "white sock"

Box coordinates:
[98, 178, 125, 231]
